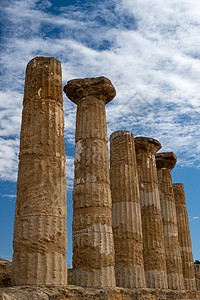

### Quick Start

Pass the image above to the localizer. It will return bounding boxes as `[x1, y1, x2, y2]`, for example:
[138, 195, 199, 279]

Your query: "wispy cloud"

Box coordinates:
[0, 194, 16, 199]
[192, 216, 200, 220]
[1, 0, 200, 186]
[0, 138, 19, 182]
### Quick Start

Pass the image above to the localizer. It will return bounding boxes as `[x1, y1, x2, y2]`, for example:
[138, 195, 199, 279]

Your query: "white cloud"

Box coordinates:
[0, 194, 16, 199]
[0, 138, 19, 182]
[66, 156, 75, 190]
[1, 0, 200, 184]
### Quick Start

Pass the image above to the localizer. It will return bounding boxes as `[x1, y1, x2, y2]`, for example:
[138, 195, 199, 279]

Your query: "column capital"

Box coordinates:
[134, 136, 161, 154]
[64, 76, 116, 105]
[110, 130, 133, 141]
[156, 152, 177, 170]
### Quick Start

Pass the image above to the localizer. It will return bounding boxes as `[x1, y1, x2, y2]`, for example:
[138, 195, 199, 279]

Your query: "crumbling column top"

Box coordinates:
[173, 183, 184, 191]
[63, 76, 116, 105]
[173, 183, 185, 205]
[156, 152, 177, 170]
[134, 136, 161, 153]
[27, 56, 60, 66]
[110, 130, 133, 140]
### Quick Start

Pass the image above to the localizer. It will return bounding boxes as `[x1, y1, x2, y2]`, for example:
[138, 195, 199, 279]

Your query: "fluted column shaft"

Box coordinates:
[134, 137, 168, 289]
[11, 57, 67, 286]
[195, 264, 200, 290]
[173, 183, 196, 290]
[156, 153, 184, 290]
[64, 77, 116, 287]
[110, 131, 146, 288]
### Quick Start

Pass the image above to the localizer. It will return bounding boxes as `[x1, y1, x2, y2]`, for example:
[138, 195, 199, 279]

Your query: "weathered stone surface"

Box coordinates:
[0, 259, 11, 287]
[173, 183, 196, 290]
[156, 152, 177, 170]
[156, 152, 184, 290]
[134, 137, 168, 289]
[1, 261, 73, 288]
[195, 264, 200, 290]
[0, 286, 200, 300]
[110, 130, 146, 288]
[24, 56, 63, 105]
[64, 77, 116, 287]
[64, 76, 116, 105]
[11, 57, 67, 286]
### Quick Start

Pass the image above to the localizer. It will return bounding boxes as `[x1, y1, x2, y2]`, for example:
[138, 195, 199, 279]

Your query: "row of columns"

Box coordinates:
[110, 133, 195, 290]
[12, 57, 198, 290]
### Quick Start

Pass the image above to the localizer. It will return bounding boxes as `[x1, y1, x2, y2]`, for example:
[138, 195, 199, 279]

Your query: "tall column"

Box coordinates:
[11, 57, 67, 285]
[173, 183, 196, 290]
[134, 137, 168, 289]
[156, 152, 184, 290]
[64, 77, 116, 287]
[195, 264, 200, 290]
[110, 131, 146, 288]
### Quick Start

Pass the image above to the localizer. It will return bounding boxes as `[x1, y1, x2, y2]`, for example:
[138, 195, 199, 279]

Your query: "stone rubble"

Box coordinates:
[0, 285, 200, 300]
[0, 259, 11, 287]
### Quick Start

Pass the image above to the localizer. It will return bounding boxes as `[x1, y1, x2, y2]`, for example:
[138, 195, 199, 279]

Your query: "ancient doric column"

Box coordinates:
[134, 137, 168, 289]
[11, 57, 67, 285]
[195, 264, 200, 290]
[64, 77, 116, 287]
[156, 152, 184, 290]
[173, 183, 196, 290]
[110, 130, 146, 288]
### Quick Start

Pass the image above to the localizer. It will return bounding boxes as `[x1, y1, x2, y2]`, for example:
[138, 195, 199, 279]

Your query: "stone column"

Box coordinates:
[110, 130, 146, 288]
[195, 264, 200, 290]
[134, 137, 168, 289]
[11, 57, 67, 285]
[173, 183, 196, 290]
[64, 77, 116, 287]
[156, 152, 184, 290]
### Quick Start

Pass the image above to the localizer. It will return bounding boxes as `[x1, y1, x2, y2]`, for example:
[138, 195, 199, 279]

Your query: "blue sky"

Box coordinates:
[0, 0, 199, 267]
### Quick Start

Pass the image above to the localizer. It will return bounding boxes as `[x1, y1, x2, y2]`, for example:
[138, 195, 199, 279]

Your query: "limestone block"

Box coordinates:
[0, 259, 11, 287]
[134, 137, 168, 289]
[173, 183, 196, 290]
[0, 286, 200, 300]
[11, 57, 67, 286]
[19, 100, 65, 157]
[110, 130, 146, 288]
[15, 156, 67, 217]
[64, 77, 116, 287]
[156, 152, 184, 290]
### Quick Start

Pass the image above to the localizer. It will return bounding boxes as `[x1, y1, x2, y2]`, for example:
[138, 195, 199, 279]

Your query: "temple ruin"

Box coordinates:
[156, 152, 184, 290]
[173, 183, 196, 290]
[9, 56, 199, 299]
[11, 57, 68, 285]
[64, 77, 116, 287]
[110, 130, 146, 288]
[134, 137, 168, 289]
